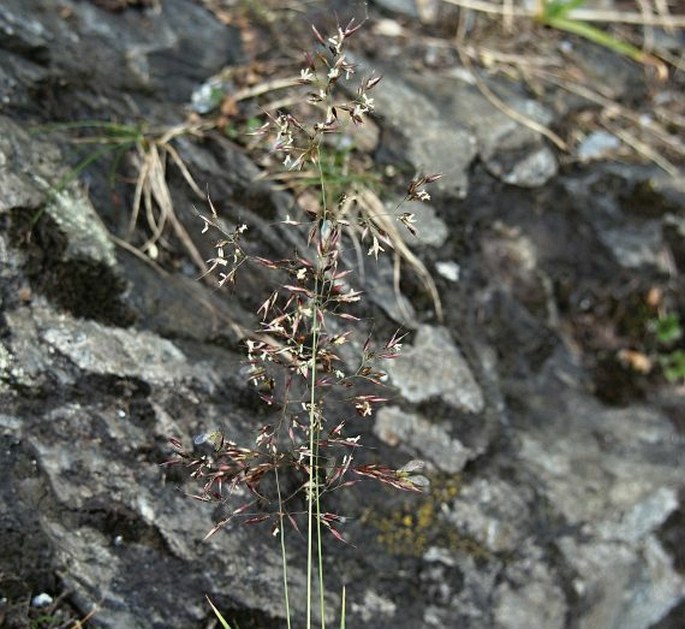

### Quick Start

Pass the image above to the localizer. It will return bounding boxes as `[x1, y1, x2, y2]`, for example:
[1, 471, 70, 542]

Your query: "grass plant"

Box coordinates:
[166, 20, 436, 628]
[35, 119, 211, 271]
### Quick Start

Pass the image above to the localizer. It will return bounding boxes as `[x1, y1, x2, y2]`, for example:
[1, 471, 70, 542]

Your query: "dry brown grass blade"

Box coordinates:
[128, 140, 149, 238]
[164, 141, 205, 198]
[600, 116, 679, 177]
[142, 143, 169, 251]
[455, 12, 568, 151]
[654, 0, 676, 33]
[158, 122, 209, 198]
[151, 143, 207, 272]
[659, 47, 685, 72]
[110, 231, 168, 271]
[537, 70, 682, 173]
[121, 126, 210, 274]
[441, 0, 685, 27]
[351, 187, 444, 323]
[232, 76, 303, 102]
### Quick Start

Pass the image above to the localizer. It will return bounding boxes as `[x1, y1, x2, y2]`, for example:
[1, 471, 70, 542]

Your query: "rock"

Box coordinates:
[354, 251, 418, 326]
[410, 71, 558, 188]
[494, 578, 567, 629]
[558, 536, 684, 629]
[577, 130, 621, 162]
[38, 307, 201, 386]
[358, 64, 477, 198]
[0, 115, 57, 211]
[0, 0, 242, 116]
[514, 384, 685, 628]
[355, 58, 558, 195]
[1, 0, 684, 626]
[444, 478, 532, 553]
[435, 260, 460, 282]
[560, 165, 679, 273]
[600, 222, 671, 271]
[385, 325, 485, 413]
[371, 0, 447, 24]
[481, 133, 557, 188]
[0, 3, 50, 62]
[664, 213, 685, 273]
[481, 223, 543, 307]
[370, 0, 419, 19]
[41, 185, 117, 268]
[1, 293, 301, 627]
[375, 406, 475, 473]
[567, 37, 648, 104]
[390, 199, 448, 248]
[0, 114, 135, 326]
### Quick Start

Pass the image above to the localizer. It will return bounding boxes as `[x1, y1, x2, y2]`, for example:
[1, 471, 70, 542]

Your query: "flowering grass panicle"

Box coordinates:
[167, 19, 440, 629]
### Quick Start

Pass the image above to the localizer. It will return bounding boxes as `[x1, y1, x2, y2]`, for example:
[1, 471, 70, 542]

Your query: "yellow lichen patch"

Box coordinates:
[369, 473, 488, 559]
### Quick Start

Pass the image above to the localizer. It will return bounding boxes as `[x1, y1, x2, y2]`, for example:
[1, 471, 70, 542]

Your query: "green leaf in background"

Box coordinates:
[649, 313, 683, 345]
[659, 350, 685, 383]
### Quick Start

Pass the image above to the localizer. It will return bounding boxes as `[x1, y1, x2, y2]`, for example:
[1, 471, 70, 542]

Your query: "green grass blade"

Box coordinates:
[31, 120, 144, 138]
[206, 595, 232, 629]
[546, 16, 650, 63]
[541, 0, 587, 20]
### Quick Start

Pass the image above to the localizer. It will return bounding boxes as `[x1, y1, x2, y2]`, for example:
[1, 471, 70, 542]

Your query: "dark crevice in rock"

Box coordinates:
[651, 598, 685, 629]
[0, 436, 68, 628]
[78, 499, 168, 551]
[10, 208, 135, 327]
[657, 493, 685, 575]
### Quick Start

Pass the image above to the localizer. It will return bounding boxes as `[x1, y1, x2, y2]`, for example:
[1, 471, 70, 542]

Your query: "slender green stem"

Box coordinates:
[316, 451, 326, 627]
[315, 153, 328, 629]
[274, 464, 292, 629]
[306, 270, 321, 629]
[307, 146, 331, 629]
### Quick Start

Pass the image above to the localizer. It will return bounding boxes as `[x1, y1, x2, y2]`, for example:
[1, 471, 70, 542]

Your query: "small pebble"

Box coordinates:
[31, 593, 53, 608]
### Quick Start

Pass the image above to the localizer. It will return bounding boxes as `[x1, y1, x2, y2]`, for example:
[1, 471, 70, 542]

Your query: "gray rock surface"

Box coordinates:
[368, 68, 478, 197]
[375, 405, 476, 472]
[1, 1, 684, 628]
[385, 325, 485, 413]
[391, 199, 448, 248]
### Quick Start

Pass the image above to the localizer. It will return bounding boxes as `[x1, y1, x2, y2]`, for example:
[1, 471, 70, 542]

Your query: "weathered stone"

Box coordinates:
[385, 325, 485, 413]
[0, 115, 56, 211]
[1, 0, 684, 627]
[514, 386, 684, 628]
[435, 260, 460, 282]
[390, 199, 448, 248]
[408, 72, 558, 188]
[38, 310, 199, 386]
[558, 536, 684, 629]
[578, 130, 621, 162]
[359, 65, 478, 197]
[600, 222, 670, 270]
[494, 578, 567, 629]
[445, 478, 532, 553]
[370, 0, 419, 19]
[375, 406, 475, 472]
[481, 133, 557, 188]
